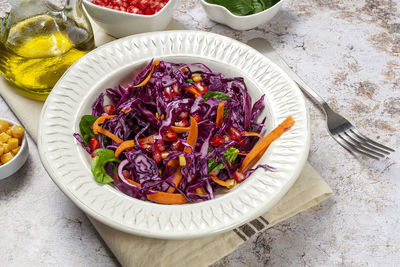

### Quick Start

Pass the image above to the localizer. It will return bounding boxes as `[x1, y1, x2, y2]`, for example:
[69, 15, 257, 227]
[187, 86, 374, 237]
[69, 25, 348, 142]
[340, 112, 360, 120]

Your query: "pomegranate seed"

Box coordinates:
[194, 81, 208, 94]
[122, 170, 131, 179]
[103, 105, 115, 115]
[210, 135, 224, 147]
[152, 150, 162, 163]
[164, 87, 176, 99]
[170, 140, 183, 151]
[236, 138, 248, 147]
[91, 152, 98, 158]
[192, 114, 202, 122]
[172, 83, 180, 95]
[178, 111, 189, 120]
[154, 140, 166, 152]
[233, 170, 246, 183]
[174, 119, 189, 127]
[139, 140, 151, 150]
[162, 128, 178, 142]
[89, 137, 100, 151]
[228, 126, 242, 141]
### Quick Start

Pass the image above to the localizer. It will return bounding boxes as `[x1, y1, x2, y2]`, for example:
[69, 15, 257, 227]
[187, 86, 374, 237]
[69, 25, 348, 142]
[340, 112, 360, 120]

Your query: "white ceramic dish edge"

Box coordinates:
[38, 30, 310, 239]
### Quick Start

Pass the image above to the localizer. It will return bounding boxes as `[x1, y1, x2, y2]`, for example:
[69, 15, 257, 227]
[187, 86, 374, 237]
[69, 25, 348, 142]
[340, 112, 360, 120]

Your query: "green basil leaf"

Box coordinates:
[261, 0, 280, 9]
[203, 91, 231, 102]
[252, 0, 264, 13]
[207, 0, 254, 16]
[208, 158, 226, 173]
[79, 115, 98, 146]
[224, 147, 239, 163]
[91, 148, 121, 184]
[208, 147, 240, 173]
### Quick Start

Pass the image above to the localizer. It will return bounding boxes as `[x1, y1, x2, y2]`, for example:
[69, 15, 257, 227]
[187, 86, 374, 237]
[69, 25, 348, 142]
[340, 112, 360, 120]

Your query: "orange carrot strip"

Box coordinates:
[167, 159, 179, 170]
[138, 134, 156, 144]
[240, 116, 295, 173]
[97, 127, 124, 144]
[126, 178, 140, 186]
[238, 152, 248, 156]
[244, 131, 263, 139]
[210, 174, 229, 187]
[183, 87, 201, 98]
[170, 126, 190, 133]
[180, 67, 188, 73]
[216, 102, 225, 127]
[167, 167, 182, 193]
[183, 116, 198, 153]
[114, 140, 135, 158]
[133, 59, 160, 88]
[146, 191, 188, 204]
[92, 115, 116, 134]
[121, 108, 131, 113]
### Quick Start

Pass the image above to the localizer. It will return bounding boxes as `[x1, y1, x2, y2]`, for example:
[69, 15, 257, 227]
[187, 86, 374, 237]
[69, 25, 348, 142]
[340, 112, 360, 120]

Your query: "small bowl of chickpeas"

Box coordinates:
[0, 118, 29, 180]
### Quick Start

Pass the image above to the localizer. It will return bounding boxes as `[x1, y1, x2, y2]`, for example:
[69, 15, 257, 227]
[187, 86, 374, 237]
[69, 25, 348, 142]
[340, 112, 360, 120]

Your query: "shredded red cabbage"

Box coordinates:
[75, 60, 269, 203]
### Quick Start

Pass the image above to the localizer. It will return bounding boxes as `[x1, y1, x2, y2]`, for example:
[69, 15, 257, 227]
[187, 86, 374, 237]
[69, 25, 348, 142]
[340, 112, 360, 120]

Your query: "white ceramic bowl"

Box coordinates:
[200, 0, 282, 30]
[0, 119, 29, 180]
[38, 31, 309, 239]
[83, 0, 178, 38]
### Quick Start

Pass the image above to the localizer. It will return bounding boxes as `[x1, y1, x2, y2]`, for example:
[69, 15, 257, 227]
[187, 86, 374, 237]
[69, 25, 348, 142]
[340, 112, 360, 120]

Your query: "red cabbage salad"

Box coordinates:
[74, 59, 294, 204]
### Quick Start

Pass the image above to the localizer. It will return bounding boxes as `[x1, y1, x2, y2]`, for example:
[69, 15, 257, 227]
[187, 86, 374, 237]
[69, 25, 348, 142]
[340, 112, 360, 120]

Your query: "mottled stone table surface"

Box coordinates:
[1, 0, 399, 266]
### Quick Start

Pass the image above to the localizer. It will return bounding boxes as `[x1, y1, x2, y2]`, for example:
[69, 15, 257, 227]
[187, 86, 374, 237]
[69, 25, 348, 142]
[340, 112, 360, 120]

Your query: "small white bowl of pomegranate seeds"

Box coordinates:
[83, 0, 178, 38]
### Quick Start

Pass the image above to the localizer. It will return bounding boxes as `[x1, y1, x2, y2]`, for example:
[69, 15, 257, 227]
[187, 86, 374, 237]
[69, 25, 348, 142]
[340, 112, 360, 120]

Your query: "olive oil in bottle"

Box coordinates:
[0, 14, 94, 101]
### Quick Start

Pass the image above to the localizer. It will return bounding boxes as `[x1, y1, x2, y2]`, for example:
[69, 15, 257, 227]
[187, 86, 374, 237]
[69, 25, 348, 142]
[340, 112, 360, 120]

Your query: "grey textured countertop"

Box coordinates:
[1, 0, 399, 266]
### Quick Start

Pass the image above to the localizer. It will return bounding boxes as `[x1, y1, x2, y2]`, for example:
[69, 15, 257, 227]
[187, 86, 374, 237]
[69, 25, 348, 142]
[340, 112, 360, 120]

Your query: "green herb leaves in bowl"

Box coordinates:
[207, 0, 280, 16]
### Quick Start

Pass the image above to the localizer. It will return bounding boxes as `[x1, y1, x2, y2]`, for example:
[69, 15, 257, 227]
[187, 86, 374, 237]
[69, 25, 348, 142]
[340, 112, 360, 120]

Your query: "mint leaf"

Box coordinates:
[91, 148, 121, 184]
[203, 91, 231, 102]
[208, 147, 240, 173]
[207, 0, 255, 16]
[79, 115, 98, 146]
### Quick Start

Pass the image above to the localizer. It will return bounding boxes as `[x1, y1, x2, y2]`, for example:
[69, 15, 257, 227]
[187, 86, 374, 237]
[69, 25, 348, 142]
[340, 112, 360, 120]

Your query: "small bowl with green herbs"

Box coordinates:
[200, 0, 282, 30]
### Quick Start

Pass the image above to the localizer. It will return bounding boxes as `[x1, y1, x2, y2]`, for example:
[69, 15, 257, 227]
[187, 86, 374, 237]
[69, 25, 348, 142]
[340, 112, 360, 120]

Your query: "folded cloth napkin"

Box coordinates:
[0, 20, 332, 267]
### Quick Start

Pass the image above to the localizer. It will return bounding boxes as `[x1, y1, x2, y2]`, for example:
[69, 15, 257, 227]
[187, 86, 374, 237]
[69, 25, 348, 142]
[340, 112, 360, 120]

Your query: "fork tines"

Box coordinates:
[333, 127, 394, 160]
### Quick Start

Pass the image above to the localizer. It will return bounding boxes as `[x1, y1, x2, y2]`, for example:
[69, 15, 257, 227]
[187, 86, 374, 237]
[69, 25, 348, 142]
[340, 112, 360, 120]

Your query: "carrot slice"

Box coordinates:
[210, 174, 229, 187]
[126, 178, 140, 186]
[238, 152, 248, 156]
[133, 60, 160, 88]
[170, 126, 190, 133]
[183, 87, 201, 98]
[92, 115, 116, 134]
[240, 116, 295, 173]
[244, 131, 263, 138]
[166, 167, 182, 193]
[97, 127, 124, 144]
[146, 191, 188, 204]
[168, 159, 179, 169]
[114, 140, 135, 158]
[216, 102, 225, 128]
[138, 134, 156, 144]
[183, 116, 198, 153]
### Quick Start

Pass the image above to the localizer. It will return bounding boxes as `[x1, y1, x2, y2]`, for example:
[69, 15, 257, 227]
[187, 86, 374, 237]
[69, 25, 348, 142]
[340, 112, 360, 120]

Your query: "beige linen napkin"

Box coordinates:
[0, 20, 332, 267]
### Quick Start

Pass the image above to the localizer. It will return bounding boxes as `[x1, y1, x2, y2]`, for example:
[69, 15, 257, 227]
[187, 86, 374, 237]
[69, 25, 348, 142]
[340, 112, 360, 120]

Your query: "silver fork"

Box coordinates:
[248, 38, 394, 160]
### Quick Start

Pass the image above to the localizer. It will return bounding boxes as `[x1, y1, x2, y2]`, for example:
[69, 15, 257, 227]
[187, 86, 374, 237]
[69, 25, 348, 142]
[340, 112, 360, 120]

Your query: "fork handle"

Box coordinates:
[248, 38, 328, 111]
